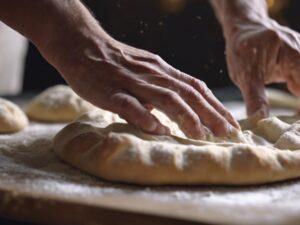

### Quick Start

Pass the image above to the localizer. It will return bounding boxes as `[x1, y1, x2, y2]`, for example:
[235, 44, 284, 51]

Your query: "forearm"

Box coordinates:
[210, 0, 269, 38]
[0, 0, 111, 70]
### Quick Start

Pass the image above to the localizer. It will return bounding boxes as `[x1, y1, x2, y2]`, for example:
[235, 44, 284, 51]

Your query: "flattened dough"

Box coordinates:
[26, 85, 95, 122]
[53, 109, 300, 185]
[0, 98, 28, 133]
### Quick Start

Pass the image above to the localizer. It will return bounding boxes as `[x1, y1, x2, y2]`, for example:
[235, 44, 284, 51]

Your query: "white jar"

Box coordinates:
[0, 22, 28, 96]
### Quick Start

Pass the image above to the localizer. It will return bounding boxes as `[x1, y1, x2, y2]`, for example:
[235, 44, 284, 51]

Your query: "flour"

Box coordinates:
[1, 118, 300, 224]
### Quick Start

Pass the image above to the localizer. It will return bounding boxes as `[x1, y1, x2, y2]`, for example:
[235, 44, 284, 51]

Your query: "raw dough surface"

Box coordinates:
[53, 109, 300, 185]
[3, 120, 300, 225]
[0, 98, 28, 133]
[26, 85, 95, 122]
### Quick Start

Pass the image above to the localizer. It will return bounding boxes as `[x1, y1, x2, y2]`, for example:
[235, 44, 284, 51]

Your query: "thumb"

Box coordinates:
[239, 78, 269, 119]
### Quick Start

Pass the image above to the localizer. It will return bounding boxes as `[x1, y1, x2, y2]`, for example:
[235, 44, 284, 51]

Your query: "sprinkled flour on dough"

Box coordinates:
[1, 122, 300, 225]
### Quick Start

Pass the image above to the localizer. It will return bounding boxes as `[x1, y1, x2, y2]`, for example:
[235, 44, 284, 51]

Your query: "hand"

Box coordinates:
[52, 36, 239, 139]
[226, 18, 300, 118]
[0, 0, 239, 138]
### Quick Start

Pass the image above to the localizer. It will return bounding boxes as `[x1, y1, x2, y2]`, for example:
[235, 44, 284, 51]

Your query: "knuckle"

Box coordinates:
[140, 116, 158, 132]
[190, 78, 201, 87]
[178, 111, 198, 129]
[210, 117, 228, 135]
[153, 54, 162, 61]
[174, 70, 187, 79]
[153, 75, 171, 85]
[181, 111, 197, 122]
[181, 85, 195, 96]
[110, 94, 132, 110]
[134, 79, 148, 87]
[195, 79, 206, 89]
[194, 80, 212, 96]
[162, 91, 180, 103]
[181, 113, 203, 138]
[224, 111, 234, 120]
[204, 87, 213, 97]
[150, 54, 162, 64]
[198, 80, 207, 88]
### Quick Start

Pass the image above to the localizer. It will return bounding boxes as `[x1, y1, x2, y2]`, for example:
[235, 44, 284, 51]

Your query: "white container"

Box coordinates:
[0, 22, 28, 96]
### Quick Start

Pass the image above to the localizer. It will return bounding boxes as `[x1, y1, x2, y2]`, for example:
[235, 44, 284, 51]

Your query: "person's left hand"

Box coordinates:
[225, 18, 300, 119]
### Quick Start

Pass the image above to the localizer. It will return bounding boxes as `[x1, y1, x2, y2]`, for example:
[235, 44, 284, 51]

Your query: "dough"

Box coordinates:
[26, 85, 96, 122]
[53, 109, 300, 185]
[0, 98, 28, 133]
[266, 88, 299, 109]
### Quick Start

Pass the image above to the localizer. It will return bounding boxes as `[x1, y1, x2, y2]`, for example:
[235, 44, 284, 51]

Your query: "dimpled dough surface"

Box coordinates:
[26, 85, 96, 122]
[53, 109, 300, 185]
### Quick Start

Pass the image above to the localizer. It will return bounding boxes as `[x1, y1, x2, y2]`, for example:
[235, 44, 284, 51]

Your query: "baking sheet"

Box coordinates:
[0, 102, 300, 225]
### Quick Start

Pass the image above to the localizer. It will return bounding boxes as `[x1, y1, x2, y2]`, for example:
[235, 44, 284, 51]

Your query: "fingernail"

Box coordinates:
[235, 123, 241, 130]
[227, 125, 239, 138]
[232, 117, 241, 130]
[228, 126, 246, 142]
[230, 119, 241, 130]
[227, 113, 241, 130]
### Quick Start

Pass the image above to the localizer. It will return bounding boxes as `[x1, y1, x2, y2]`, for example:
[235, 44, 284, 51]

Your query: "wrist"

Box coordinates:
[211, 0, 270, 39]
[44, 27, 114, 78]
[224, 16, 276, 41]
[33, 1, 114, 79]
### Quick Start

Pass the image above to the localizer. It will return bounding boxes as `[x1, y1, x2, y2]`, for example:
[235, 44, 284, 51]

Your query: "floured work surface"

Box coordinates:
[1, 114, 300, 225]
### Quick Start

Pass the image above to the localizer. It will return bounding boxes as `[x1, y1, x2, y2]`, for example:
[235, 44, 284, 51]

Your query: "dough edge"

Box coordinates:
[53, 110, 300, 185]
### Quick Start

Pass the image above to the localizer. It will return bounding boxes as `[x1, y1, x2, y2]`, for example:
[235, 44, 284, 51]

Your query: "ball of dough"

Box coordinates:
[26, 85, 96, 122]
[256, 117, 289, 142]
[0, 98, 28, 134]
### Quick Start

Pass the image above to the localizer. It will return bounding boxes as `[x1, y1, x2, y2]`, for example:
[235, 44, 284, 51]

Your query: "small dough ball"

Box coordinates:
[0, 98, 28, 134]
[274, 131, 300, 150]
[26, 85, 96, 122]
[275, 123, 300, 150]
[256, 117, 289, 143]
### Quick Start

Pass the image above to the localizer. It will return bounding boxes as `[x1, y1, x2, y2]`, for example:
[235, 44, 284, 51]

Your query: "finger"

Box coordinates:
[159, 67, 240, 129]
[287, 76, 300, 97]
[120, 54, 240, 131]
[119, 54, 238, 135]
[130, 84, 205, 139]
[149, 75, 236, 136]
[239, 77, 269, 118]
[176, 73, 240, 129]
[143, 103, 154, 111]
[109, 92, 170, 135]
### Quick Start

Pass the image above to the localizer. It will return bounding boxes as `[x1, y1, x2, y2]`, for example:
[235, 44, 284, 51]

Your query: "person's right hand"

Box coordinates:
[48, 36, 240, 139]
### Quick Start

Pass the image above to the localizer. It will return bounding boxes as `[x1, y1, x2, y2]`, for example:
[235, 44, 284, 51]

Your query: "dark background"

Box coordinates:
[23, 0, 300, 91]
